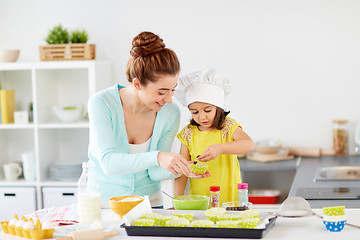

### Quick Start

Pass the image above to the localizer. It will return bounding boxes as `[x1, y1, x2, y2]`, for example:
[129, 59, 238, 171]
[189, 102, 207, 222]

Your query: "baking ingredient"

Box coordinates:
[210, 186, 220, 208]
[120, 197, 143, 202]
[15, 219, 25, 228]
[238, 183, 249, 206]
[77, 162, 102, 224]
[9, 218, 18, 226]
[42, 220, 54, 229]
[332, 120, 348, 156]
[23, 221, 35, 230]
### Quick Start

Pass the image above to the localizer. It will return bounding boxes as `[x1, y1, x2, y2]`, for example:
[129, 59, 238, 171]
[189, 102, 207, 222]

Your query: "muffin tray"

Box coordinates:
[121, 210, 277, 239]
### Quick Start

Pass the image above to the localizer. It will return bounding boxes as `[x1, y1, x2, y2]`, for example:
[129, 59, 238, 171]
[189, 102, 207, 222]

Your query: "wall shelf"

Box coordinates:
[0, 60, 112, 219]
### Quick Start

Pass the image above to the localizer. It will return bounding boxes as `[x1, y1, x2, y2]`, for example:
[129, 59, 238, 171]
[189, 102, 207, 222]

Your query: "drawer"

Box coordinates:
[42, 187, 77, 208]
[0, 187, 36, 221]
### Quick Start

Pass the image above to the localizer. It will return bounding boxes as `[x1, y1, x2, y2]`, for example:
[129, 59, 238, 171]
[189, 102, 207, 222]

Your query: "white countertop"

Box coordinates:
[103, 208, 360, 240]
[1, 208, 359, 240]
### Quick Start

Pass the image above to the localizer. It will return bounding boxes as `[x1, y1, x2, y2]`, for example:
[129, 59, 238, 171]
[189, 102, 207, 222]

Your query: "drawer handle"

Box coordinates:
[4, 193, 16, 197]
[62, 193, 75, 196]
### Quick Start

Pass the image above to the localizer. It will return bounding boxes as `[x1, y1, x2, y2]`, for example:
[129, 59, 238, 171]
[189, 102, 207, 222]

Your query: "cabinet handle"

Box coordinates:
[4, 193, 16, 197]
[62, 192, 75, 196]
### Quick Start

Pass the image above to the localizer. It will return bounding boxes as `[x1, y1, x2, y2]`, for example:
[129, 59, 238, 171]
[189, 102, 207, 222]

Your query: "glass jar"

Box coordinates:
[238, 183, 248, 206]
[209, 186, 220, 208]
[332, 119, 349, 156]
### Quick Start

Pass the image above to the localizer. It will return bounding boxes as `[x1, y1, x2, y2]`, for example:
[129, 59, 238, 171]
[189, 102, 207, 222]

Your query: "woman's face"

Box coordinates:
[137, 74, 178, 111]
[188, 102, 217, 130]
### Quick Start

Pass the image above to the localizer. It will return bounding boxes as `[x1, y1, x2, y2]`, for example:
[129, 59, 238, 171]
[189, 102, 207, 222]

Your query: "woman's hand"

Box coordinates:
[157, 152, 192, 176]
[197, 144, 222, 162]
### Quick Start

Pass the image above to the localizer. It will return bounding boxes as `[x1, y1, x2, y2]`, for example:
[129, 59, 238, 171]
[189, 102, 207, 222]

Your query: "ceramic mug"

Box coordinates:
[21, 151, 36, 181]
[3, 163, 22, 181]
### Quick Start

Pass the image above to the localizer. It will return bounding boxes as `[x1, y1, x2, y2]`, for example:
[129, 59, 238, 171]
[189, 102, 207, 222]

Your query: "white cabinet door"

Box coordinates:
[42, 187, 77, 208]
[0, 187, 36, 221]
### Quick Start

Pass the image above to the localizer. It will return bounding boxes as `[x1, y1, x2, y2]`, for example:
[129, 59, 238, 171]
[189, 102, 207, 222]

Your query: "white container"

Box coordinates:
[0, 187, 36, 221]
[42, 187, 77, 208]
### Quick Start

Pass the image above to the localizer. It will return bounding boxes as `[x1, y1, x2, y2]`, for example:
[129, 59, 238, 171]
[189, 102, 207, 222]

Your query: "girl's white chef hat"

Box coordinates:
[175, 68, 231, 109]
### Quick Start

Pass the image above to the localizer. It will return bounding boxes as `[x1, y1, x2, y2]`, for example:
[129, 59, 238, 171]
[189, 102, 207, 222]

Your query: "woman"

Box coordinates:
[87, 31, 203, 208]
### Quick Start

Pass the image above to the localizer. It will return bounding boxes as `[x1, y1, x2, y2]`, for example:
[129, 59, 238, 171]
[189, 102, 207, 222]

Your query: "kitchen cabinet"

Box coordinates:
[0, 61, 112, 210]
[0, 186, 36, 221]
[42, 187, 77, 209]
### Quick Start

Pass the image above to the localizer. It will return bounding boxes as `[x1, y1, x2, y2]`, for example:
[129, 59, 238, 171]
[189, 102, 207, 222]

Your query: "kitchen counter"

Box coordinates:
[4, 208, 359, 240]
[289, 155, 360, 208]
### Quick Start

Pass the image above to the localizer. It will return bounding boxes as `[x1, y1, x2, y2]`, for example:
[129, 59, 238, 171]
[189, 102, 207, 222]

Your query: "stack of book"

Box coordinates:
[0, 89, 15, 124]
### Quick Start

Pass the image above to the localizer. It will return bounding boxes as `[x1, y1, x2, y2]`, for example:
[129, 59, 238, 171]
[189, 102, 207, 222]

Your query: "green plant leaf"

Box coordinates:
[45, 24, 70, 44]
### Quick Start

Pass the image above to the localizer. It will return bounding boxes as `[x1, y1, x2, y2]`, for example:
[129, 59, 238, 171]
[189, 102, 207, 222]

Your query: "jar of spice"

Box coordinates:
[209, 186, 220, 208]
[332, 119, 349, 156]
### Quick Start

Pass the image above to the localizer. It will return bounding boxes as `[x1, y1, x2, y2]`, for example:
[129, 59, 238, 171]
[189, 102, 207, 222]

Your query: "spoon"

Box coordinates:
[161, 191, 174, 199]
[277, 196, 360, 229]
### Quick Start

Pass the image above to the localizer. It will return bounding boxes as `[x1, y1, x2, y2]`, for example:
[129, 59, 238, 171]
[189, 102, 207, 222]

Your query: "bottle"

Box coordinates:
[332, 119, 349, 156]
[238, 183, 248, 206]
[209, 186, 220, 208]
[77, 162, 102, 224]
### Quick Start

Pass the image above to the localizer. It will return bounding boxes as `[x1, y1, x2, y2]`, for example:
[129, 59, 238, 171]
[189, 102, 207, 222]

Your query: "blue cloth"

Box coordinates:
[87, 84, 180, 200]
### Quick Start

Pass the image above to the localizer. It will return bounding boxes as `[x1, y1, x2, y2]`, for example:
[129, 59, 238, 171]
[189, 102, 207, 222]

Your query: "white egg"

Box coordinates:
[23, 221, 35, 230]
[9, 219, 18, 226]
[41, 220, 54, 230]
[15, 220, 25, 228]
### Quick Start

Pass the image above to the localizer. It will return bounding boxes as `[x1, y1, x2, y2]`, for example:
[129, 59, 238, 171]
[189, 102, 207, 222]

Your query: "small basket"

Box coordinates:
[39, 44, 96, 61]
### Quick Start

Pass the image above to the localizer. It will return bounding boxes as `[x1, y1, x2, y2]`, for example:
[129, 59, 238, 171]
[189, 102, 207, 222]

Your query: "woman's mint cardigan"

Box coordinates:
[87, 84, 180, 200]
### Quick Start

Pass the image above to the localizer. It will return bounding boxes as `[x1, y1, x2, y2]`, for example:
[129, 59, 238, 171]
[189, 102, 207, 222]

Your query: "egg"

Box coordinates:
[41, 220, 54, 230]
[9, 218, 18, 226]
[15, 220, 25, 228]
[23, 221, 35, 230]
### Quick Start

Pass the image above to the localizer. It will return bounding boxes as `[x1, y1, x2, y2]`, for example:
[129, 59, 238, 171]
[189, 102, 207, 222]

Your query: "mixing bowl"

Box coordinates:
[109, 196, 144, 218]
[173, 195, 209, 210]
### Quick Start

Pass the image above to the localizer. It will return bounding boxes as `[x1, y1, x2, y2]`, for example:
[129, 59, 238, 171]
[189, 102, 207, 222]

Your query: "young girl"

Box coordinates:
[174, 68, 255, 205]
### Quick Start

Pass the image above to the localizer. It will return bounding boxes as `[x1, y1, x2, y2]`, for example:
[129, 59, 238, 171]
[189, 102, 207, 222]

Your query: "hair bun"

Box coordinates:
[130, 31, 165, 58]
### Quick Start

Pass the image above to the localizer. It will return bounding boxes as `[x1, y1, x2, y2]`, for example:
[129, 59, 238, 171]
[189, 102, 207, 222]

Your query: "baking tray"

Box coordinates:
[121, 210, 277, 239]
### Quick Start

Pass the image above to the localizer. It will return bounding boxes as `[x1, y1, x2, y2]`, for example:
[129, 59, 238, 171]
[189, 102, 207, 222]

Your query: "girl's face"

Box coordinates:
[136, 73, 178, 111]
[188, 102, 217, 130]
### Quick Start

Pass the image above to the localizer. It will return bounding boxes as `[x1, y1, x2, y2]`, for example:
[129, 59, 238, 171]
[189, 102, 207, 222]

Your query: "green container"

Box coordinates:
[173, 195, 209, 210]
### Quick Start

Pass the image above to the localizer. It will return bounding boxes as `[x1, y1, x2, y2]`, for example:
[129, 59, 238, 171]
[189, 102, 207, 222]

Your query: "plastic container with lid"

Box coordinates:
[209, 186, 220, 208]
[238, 183, 248, 204]
[332, 119, 349, 156]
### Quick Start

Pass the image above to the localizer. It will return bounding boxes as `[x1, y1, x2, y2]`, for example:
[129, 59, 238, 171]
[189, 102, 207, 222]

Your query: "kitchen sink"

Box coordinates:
[314, 166, 360, 181]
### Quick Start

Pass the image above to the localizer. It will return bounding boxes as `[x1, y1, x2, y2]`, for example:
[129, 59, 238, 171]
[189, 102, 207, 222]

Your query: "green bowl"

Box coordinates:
[173, 195, 210, 210]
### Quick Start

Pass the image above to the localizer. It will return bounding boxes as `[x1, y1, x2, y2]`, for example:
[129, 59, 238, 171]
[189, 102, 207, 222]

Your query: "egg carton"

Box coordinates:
[0, 215, 55, 240]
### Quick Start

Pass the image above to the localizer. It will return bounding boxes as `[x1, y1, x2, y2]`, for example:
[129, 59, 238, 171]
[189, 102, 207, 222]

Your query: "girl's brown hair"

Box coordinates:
[126, 31, 180, 85]
[190, 107, 230, 130]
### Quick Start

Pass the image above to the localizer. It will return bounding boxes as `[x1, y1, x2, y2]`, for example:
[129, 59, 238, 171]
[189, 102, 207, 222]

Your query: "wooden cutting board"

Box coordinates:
[246, 148, 295, 162]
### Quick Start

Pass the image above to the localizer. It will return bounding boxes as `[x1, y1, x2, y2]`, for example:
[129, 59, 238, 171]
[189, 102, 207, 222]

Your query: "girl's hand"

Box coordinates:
[157, 152, 191, 176]
[197, 144, 222, 162]
[188, 171, 211, 179]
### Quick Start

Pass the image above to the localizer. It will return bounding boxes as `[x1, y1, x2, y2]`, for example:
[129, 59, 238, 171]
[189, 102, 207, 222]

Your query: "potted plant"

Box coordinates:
[39, 24, 95, 61]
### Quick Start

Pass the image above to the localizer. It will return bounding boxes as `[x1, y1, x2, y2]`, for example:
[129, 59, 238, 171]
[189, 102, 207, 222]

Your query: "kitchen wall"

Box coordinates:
[1, 0, 360, 152]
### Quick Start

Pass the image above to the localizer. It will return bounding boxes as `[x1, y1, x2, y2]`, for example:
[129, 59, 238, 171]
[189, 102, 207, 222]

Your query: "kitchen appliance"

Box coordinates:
[295, 187, 360, 200]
